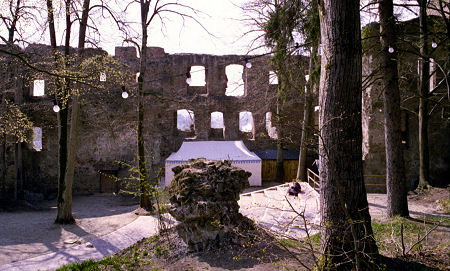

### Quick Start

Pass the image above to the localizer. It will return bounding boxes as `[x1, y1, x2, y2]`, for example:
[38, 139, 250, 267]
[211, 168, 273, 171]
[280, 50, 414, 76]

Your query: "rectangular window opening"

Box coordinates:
[33, 80, 45, 96]
[225, 64, 245, 96]
[32, 127, 42, 151]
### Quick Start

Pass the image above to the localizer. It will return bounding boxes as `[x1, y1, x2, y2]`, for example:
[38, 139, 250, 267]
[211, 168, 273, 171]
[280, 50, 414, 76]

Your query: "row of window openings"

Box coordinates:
[29, 58, 439, 97]
[176, 110, 277, 139]
[31, 68, 279, 97]
[30, 110, 278, 151]
[186, 66, 279, 97]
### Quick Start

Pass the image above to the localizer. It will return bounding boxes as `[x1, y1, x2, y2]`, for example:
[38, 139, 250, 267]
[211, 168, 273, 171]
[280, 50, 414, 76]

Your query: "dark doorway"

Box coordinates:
[99, 170, 118, 193]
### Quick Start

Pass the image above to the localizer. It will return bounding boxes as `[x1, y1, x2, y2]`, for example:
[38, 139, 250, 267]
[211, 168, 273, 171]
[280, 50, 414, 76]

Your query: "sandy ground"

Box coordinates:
[0, 194, 139, 266]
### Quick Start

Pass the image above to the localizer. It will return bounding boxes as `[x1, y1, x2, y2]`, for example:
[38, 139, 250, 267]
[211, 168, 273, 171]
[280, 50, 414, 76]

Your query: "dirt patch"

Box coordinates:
[367, 186, 450, 220]
[95, 225, 313, 271]
[408, 186, 450, 214]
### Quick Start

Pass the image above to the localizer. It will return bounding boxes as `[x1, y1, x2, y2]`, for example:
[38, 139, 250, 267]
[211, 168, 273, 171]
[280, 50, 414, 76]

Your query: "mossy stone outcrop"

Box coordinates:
[168, 159, 252, 251]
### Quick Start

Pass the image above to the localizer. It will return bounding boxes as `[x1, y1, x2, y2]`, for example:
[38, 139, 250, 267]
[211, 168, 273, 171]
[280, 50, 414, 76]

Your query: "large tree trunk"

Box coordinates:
[55, 0, 90, 224]
[418, 0, 430, 188]
[47, 0, 70, 222]
[55, 0, 74, 224]
[11, 0, 23, 200]
[379, 0, 409, 217]
[318, 0, 378, 268]
[0, 136, 6, 197]
[60, 94, 79, 223]
[14, 142, 23, 200]
[297, 46, 316, 181]
[138, 1, 153, 210]
[275, 97, 285, 182]
[297, 93, 310, 182]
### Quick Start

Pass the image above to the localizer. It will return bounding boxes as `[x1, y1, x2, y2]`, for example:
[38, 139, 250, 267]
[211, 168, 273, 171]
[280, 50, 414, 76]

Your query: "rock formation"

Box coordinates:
[168, 158, 252, 251]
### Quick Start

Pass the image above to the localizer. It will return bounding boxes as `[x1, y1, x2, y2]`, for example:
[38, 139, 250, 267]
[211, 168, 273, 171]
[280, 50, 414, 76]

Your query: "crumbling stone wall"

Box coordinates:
[1, 44, 307, 198]
[362, 17, 450, 190]
[3, 16, 447, 199]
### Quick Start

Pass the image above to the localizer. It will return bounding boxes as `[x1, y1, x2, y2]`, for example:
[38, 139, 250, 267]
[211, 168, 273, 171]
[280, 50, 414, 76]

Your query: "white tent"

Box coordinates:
[165, 141, 262, 186]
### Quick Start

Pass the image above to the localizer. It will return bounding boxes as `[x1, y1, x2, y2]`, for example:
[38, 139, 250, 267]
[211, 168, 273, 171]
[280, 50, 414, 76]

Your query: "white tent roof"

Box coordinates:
[165, 141, 261, 164]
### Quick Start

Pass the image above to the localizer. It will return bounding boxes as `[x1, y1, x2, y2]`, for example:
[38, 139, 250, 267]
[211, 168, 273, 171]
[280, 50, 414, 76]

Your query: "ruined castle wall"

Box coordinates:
[362, 18, 450, 190]
[1, 45, 306, 197]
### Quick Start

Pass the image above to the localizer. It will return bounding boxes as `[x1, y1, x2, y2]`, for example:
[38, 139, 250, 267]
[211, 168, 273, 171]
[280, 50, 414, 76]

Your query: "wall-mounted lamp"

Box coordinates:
[53, 100, 60, 113]
[186, 72, 192, 85]
[121, 86, 128, 99]
[432, 39, 437, 48]
[245, 58, 252, 69]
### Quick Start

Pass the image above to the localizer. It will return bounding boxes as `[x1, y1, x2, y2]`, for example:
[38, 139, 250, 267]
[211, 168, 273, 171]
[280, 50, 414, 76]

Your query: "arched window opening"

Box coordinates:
[265, 112, 277, 139]
[136, 72, 140, 83]
[239, 111, 254, 132]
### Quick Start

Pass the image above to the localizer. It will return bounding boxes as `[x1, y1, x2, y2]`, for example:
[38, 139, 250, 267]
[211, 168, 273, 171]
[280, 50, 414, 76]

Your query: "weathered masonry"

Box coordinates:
[361, 17, 450, 190]
[1, 15, 449, 200]
[0, 45, 308, 198]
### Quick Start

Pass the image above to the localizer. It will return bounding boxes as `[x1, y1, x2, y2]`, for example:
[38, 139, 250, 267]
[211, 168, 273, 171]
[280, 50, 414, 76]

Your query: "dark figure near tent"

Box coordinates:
[288, 181, 301, 197]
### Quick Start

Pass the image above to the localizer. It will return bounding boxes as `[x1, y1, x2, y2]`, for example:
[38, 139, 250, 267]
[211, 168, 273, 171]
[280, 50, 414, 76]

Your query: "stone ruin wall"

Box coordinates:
[1, 45, 307, 198]
[2, 22, 449, 199]
[362, 19, 450, 190]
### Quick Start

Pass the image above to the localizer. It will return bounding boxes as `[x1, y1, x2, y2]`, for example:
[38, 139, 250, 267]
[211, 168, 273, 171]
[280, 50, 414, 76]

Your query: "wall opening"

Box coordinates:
[225, 64, 244, 96]
[33, 80, 45, 96]
[430, 58, 436, 92]
[32, 127, 42, 151]
[239, 111, 254, 133]
[177, 109, 195, 131]
[269, 71, 278, 85]
[188, 66, 206, 87]
[100, 72, 107, 82]
[211, 111, 224, 129]
[99, 170, 118, 193]
[210, 111, 225, 139]
[265, 112, 278, 139]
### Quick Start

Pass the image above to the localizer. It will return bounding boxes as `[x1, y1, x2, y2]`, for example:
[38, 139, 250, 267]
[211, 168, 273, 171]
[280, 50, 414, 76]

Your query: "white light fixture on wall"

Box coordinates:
[186, 72, 192, 85]
[388, 46, 394, 53]
[432, 40, 437, 48]
[52, 100, 60, 113]
[121, 86, 128, 99]
[245, 58, 252, 69]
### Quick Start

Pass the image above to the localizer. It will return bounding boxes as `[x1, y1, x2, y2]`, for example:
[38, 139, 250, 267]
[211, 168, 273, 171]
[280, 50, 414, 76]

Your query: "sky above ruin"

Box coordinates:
[94, 0, 417, 56]
[0, 0, 418, 56]
[98, 0, 259, 56]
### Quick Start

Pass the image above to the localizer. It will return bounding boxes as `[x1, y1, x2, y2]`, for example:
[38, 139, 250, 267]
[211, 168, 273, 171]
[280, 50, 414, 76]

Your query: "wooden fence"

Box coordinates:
[306, 168, 320, 191]
[261, 160, 299, 182]
[305, 170, 386, 193]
